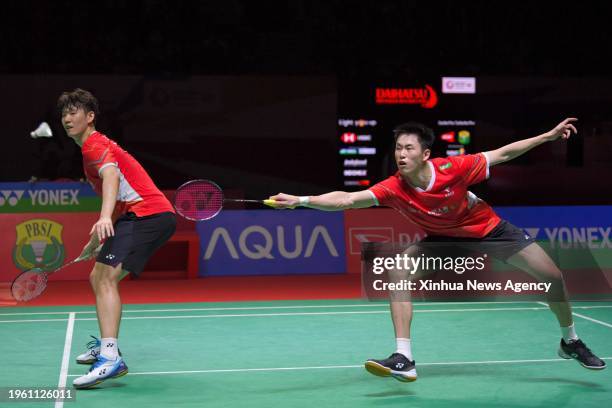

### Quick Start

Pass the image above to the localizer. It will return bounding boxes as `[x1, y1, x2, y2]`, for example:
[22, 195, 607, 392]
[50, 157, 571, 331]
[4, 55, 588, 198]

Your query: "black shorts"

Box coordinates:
[421, 220, 535, 262]
[97, 211, 177, 276]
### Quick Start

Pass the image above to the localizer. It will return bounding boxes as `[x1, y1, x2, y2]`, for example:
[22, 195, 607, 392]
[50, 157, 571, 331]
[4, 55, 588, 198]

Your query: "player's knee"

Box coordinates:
[540, 266, 564, 283]
[91, 263, 120, 290]
[388, 267, 411, 281]
[89, 270, 97, 290]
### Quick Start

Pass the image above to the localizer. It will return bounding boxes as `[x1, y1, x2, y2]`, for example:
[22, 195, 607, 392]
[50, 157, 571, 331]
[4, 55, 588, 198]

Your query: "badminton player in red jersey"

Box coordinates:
[271, 118, 605, 381]
[58, 89, 176, 388]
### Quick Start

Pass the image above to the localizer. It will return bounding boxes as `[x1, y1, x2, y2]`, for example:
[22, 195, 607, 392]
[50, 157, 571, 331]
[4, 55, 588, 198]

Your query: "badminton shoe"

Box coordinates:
[365, 353, 417, 382]
[73, 356, 128, 389]
[558, 338, 606, 370]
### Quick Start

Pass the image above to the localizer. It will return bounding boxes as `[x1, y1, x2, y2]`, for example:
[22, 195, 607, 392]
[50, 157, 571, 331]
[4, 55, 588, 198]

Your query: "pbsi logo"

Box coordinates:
[203, 225, 339, 260]
[13, 219, 65, 271]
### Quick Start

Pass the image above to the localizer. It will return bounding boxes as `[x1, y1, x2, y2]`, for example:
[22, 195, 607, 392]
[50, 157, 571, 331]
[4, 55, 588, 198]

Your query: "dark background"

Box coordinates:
[1, 1, 611, 205]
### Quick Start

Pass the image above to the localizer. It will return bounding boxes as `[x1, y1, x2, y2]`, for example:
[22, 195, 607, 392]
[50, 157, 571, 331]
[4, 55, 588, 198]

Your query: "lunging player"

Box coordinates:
[270, 118, 606, 382]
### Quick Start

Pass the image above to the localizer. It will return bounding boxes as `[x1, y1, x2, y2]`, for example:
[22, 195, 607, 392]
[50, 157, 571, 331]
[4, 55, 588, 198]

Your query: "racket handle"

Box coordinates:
[263, 199, 279, 207]
[262, 199, 296, 209]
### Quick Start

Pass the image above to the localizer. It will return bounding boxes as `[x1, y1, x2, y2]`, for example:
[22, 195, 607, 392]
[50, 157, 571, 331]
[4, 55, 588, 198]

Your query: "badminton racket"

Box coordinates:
[174, 179, 278, 221]
[11, 252, 93, 302]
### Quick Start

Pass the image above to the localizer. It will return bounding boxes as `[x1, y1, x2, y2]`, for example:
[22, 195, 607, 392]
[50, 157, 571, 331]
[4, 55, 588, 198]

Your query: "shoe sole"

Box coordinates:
[74, 367, 129, 389]
[364, 361, 417, 382]
[558, 348, 607, 370]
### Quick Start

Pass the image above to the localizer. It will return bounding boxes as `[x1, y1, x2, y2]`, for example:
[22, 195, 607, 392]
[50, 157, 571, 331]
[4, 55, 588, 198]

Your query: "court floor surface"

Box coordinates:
[1, 299, 611, 408]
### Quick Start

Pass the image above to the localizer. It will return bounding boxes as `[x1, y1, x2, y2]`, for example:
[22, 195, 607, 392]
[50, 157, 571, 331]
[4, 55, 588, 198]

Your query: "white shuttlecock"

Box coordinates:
[30, 122, 53, 138]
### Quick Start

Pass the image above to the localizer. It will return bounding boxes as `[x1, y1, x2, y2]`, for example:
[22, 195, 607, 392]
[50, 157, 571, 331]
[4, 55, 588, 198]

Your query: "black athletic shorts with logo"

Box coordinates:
[421, 220, 535, 262]
[96, 211, 176, 276]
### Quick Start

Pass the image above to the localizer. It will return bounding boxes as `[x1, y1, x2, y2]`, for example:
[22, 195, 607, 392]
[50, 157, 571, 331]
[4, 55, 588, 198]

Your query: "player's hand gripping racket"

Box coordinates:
[11, 254, 91, 302]
[174, 179, 277, 221]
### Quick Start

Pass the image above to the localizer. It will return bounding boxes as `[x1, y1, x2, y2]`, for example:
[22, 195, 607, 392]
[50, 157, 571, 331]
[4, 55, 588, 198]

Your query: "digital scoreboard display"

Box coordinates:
[337, 77, 478, 190]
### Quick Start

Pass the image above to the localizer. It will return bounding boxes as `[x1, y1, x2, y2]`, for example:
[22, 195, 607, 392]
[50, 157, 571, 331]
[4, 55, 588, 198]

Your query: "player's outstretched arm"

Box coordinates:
[484, 117, 577, 166]
[269, 190, 376, 211]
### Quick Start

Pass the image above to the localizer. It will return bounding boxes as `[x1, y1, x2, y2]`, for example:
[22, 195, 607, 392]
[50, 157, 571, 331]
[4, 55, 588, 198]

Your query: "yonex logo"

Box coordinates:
[0, 189, 80, 207]
[105, 254, 116, 260]
[522, 227, 612, 249]
[0, 190, 25, 206]
[194, 191, 216, 210]
[106, 343, 114, 347]
[395, 363, 405, 369]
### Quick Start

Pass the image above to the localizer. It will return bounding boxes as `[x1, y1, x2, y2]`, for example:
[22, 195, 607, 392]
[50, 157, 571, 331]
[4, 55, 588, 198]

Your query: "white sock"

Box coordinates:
[100, 337, 119, 360]
[396, 338, 413, 360]
[561, 324, 579, 343]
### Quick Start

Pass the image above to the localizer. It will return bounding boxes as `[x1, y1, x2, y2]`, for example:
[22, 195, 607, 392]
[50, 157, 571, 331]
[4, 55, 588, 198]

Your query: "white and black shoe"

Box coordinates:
[365, 353, 417, 382]
[558, 338, 606, 370]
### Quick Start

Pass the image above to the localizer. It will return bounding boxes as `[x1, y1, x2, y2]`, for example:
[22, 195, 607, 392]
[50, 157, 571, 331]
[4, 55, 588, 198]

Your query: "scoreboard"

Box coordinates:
[338, 77, 478, 189]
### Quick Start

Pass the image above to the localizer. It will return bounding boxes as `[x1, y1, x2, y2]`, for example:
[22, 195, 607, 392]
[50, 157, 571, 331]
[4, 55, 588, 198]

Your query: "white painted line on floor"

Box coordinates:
[65, 356, 612, 378]
[0, 301, 545, 316]
[3, 304, 611, 324]
[536, 301, 612, 329]
[55, 312, 75, 408]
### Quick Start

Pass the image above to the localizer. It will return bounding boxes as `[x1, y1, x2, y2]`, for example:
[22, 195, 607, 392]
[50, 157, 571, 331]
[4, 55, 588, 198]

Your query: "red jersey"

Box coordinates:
[81, 131, 175, 217]
[368, 153, 500, 238]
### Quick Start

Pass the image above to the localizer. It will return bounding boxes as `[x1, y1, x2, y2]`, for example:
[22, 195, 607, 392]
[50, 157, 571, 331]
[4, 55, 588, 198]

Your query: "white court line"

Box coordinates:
[536, 301, 612, 329]
[112, 307, 553, 321]
[572, 312, 612, 328]
[3, 304, 612, 324]
[55, 312, 75, 408]
[0, 301, 543, 316]
[0, 306, 554, 323]
[65, 356, 612, 377]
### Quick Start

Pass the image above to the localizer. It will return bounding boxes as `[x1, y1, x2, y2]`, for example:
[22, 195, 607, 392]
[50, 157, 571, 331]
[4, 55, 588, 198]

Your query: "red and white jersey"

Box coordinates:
[81, 131, 175, 217]
[368, 153, 501, 238]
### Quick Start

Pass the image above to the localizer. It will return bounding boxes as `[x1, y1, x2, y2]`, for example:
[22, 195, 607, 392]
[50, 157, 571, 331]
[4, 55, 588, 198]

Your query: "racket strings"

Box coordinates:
[12, 270, 48, 302]
[175, 180, 224, 221]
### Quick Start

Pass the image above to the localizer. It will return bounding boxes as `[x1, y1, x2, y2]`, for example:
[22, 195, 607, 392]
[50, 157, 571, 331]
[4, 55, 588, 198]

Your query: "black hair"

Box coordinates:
[393, 122, 435, 151]
[57, 88, 99, 124]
